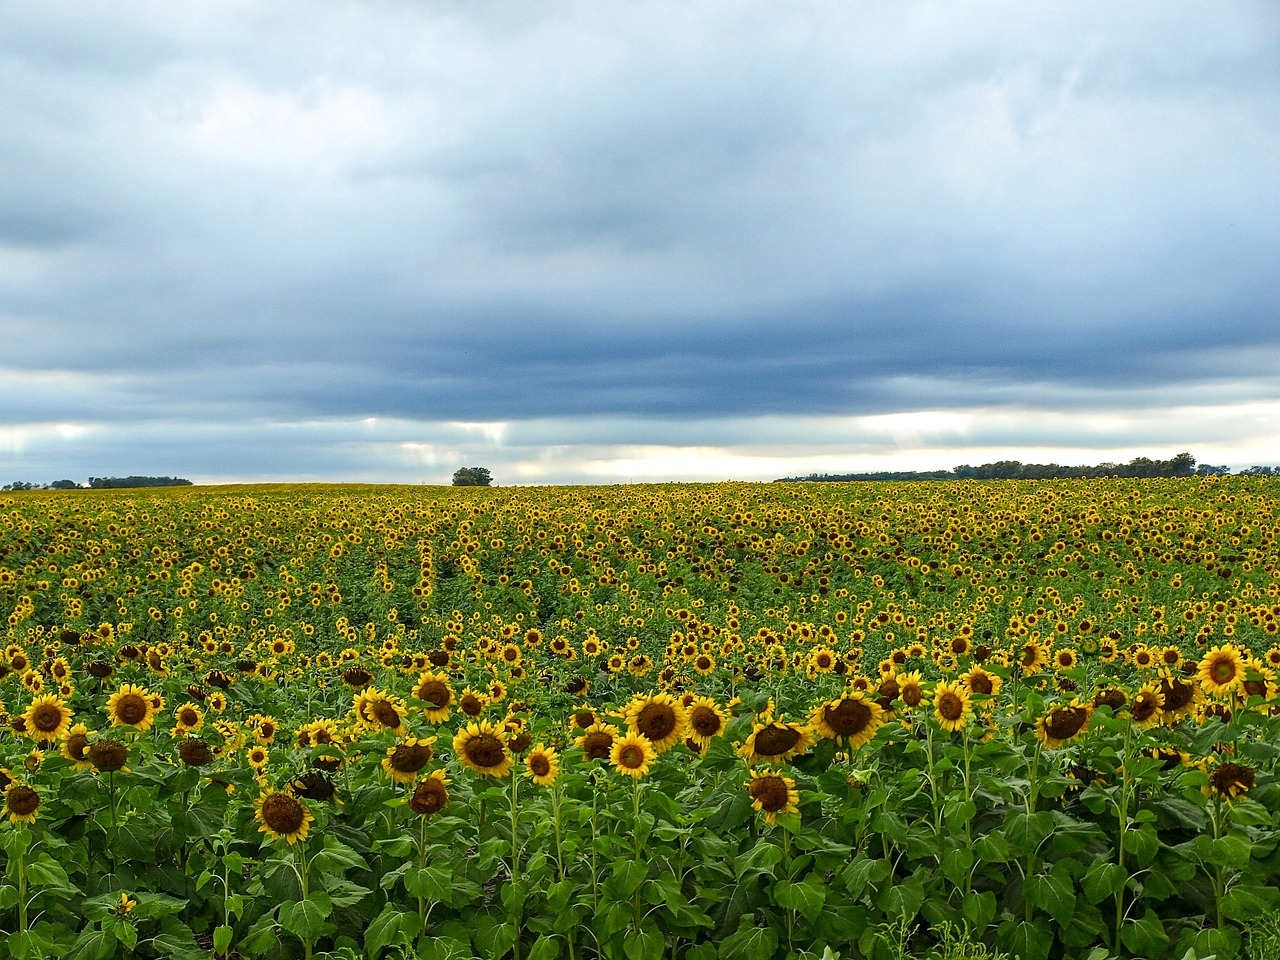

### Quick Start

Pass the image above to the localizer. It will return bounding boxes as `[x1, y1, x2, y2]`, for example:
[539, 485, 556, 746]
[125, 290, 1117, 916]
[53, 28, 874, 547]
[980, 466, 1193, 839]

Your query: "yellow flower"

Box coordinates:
[255, 789, 314, 845]
[105, 683, 158, 732]
[453, 720, 513, 778]
[746, 769, 799, 825]
[932, 681, 973, 733]
[524, 743, 560, 786]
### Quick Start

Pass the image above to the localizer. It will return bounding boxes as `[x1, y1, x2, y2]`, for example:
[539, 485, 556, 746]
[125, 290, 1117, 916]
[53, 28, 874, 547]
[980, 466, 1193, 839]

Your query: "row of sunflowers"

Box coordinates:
[0, 478, 1279, 959]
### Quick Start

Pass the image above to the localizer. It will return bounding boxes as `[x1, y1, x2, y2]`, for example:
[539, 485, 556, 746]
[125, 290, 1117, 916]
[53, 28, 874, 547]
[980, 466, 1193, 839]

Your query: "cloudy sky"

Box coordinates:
[3, 2, 1278, 486]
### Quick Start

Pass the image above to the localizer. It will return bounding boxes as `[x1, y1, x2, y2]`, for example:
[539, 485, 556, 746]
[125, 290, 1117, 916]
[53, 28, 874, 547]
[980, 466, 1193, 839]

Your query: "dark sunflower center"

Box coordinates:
[690, 707, 722, 737]
[573, 710, 595, 728]
[115, 694, 148, 725]
[1045, 707, 1087, 741]
[1131, 693, 1160, 722]
[372, 702, 402, 728]
[293, 773, 337, 801]
[749, 776, 790, 812]
[390, 743, 432, 773]
[461, 695, 483, 716]
[89, 739, 129, 772]
[179, 737, 213, 766]
[417, 681, 450, 707]
[6, 785, 39, 817]
[1210, 762, 1255, 796]
[410, 779, 448, 815]
[33, 705, 65, 732]
[1244, 679, 1267, 697]
[901, 685, 923, 707]
[636, 703, 676, 740]
[178, 708, 200, 726]
[937, 693, 965, 722]
[970, 673, 994, 694]
[618, 745, 645, 768]
[464, 734, 507, 769]
[1211, 658, 1238, 683]
[582, 732, 613, 760]
[530, 754, 551, 777]
[825, 698, 872, 735]
[1160, 677, 1194, 711]
[262, 793, 305, 834]
[754, 724, 802, 756]
[67, 732, 90, 761]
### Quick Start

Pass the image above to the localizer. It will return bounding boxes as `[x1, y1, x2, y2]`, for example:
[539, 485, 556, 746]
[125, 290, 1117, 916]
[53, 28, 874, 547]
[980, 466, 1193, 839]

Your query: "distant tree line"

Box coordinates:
[2, 476, 193, 491]
[777, 453, 1279, 483]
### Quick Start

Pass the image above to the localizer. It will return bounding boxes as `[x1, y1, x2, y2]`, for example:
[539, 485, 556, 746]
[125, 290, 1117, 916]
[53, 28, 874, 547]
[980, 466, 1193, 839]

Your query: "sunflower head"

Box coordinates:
[524, 743, 561, 786]
[3, 783, 40, 825]
[255, 789, 315, 845]
[623, 692, 687, 754]
[382, 737, 437, 784]
[23, 695, 74, 742]
[746, 769, 799, 825]
[88, 738, 130, 773]
[106, 684, 158, 731]
[610, 733, 656, 779]
[408, 770, 450, 816]
[453, 720, 513, 778]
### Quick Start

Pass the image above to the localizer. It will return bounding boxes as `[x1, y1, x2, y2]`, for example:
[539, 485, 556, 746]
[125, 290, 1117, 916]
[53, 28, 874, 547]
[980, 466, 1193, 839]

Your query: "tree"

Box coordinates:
[452, 467, 493, 487]
[50, 480, 81, 489]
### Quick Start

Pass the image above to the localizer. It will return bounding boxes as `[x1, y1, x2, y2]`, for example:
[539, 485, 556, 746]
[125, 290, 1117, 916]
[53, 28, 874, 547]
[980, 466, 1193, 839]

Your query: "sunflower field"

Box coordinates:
[2, 478, 1280, 960]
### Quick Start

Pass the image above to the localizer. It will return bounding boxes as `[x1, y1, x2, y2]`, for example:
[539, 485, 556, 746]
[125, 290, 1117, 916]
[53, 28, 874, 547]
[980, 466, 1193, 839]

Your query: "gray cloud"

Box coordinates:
[2, 1, 1278, 482]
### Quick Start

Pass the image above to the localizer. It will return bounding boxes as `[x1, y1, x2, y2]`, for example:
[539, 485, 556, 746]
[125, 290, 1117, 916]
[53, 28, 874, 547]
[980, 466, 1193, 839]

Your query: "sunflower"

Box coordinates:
[178, 736, 214, 767]
[88, 738, 130, 773]
[809, 692, 883, 749]
[409, 769, 450, 816]
[1207, 762, 1256, 803]
[105, 683, 158, 732]
[738, 720, 814, 765]
[896, 671, 926, 711]
[961, 665, 1002, 698]
[382, 737, 437, 784]
[1157, 671, 1203, 723]
[3, 783, 39, 825]
[1035, 701, 1092, 749]
[296, 718, 341, 749]
[355, 687, 408, 735]
[575, 722, 618, 762]
[255, 789, 314, 845]
[746, 769, 799, 826]
[1017, 641, 1047, 674]
[932, 681, 973, 733]
[247, 745, 270, 771]
[525, 743, 560, 786]
[1130, 682, 1165, 728]
[685, 696, 729, 748]
[623, 692, 687, 754]
[611, 733, 656, 778]
[292, 771, 341, 804]
[459, 687, 488, 718]
[173, 701, 205, 733]
[61, 723, 95, 771]
[1197, 644, 1246, 698]
[23, 694, 74, 742]
[568, 706, 597, 732]
[453, 720, 513, 778]
[413, 671, 454, 723]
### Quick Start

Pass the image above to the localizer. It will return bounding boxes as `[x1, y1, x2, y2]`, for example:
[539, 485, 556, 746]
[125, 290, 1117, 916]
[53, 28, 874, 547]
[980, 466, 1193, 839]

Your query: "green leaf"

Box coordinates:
[878, 873, 924, 921]
[1024, 872, 1076, 925]
[0, 884, 18, 910]
[1121, 907, 1169, 956]
[150, 923, 206, 960]
[774, 876, 826, 914]
[278, 892, 333, 941]
[323, 877, 371, 909]
[1081, 861, 1125, 904]
[528, 937, 562, 960]
[364, 904, 411, 958]
[998, 919, 1053, 960]
[1126, 824, 1160, 867]
[734, 840, 782, 878]
[718, 915, 778, 960]
[941, 844, 973, 887]
[1005, 810, 1053, 854]
[405, 864, 453, 901]
[311, 837, 365, 873]
[973, 832, 1011, 863]
[26, 857, 73, 889]
[107, 915, 138, 951]
[213, 925, 234, 956]
[1222, 884, 1280, 923]
[606, 859, 648, 900]
[1196, 833, 1252, 870]
[625, 927, 666, 960]
[65, 928, 115, 960]
[961, 890, 996, 933]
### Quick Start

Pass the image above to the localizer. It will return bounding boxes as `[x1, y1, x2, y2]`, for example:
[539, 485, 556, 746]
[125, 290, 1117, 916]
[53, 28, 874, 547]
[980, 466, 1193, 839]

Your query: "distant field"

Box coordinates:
[1, 478, 1278, 960]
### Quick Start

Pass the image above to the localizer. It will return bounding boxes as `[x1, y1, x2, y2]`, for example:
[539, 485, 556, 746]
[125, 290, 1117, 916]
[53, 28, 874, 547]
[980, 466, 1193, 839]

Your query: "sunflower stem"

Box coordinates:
[16, 828, 28, 935]
[1114, 721, 1134, 953]
[418, 814, 429, 938]
[293, 839, 314, 960]
[1211, 793, 1227, 930]
[632, 776, 643, 932]
[782, 826, 795, 952]
[1024, 741, 1042, 924]
[509, 763, 522, 960]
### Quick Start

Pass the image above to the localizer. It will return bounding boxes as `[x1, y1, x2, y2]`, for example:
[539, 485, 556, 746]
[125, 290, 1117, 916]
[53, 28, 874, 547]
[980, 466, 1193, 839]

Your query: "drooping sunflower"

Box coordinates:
[255, 789, 315, 845]
[177, 736, 214, 767]
[932, 681, 973, 733]
[1206, 762, 1256, 803]
[292, 771, 341, 804]
[23, 694, 74, 742]
[809, 692, 883, 749]
[575, 722, 618, 762]
[1197, 644, 1246, 698]
[3, 782, 39, 825]
[738, 720, 814, 765]
[87, 738, 130, 774]
[412, 671, 454, 723]
[105, 683, 158, 732]
[453, 720, 513, 778]
[622, 692, 687, 754]
[746, 769, 799, 826]
[1035, 700, 1092, 749]
[610, 732, 656, 779]
[524, 743, 560, 787]
[382, 737, 437, 784]
[408, 769, 450, 816]
[1157, 671, 1202, 723]
[685, 696, 729, 749]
